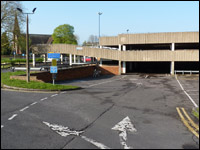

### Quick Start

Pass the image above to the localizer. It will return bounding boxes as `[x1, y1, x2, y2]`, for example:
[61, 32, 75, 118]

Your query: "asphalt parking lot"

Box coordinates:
[175, 75, 199, 107]
[1, 74, 199, 149]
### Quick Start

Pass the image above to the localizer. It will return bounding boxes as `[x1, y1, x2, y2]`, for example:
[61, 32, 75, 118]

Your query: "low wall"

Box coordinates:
[98, 65, 119, 75]
[10, 65, 120, 82]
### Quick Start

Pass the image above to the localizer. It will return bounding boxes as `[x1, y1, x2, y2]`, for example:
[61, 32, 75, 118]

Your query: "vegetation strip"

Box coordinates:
[1, 71, 79, 91]
[176, 107, 199, 138]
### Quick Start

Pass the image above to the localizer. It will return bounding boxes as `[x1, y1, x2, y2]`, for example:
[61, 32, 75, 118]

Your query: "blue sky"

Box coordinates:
[21, 1, 199, 45]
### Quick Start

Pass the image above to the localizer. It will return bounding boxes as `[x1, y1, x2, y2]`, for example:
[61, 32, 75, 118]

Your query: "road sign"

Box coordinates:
[48, 53, 60, 59]
[50, 66, 57, 73]
[52, 59, 57, 66]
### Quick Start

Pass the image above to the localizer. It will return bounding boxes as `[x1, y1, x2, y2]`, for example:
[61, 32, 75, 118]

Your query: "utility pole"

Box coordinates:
[98, 12, 102, 46]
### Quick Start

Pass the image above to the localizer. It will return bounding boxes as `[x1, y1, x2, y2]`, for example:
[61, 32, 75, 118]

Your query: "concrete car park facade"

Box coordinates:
[32, 31, 199, 75]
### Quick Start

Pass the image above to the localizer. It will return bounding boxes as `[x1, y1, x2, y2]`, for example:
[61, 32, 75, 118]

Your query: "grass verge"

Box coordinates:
[192, 107, 199, 120]
[1, 71, 79, 91]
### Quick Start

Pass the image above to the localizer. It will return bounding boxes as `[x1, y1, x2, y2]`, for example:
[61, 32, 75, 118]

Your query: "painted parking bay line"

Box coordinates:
[176, 107, 199, 138]
[175, 75, 198, 108]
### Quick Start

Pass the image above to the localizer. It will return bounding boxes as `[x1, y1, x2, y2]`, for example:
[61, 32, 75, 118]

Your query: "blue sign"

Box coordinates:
[50, 66, 57, 73]
[48, 53, 60, 59]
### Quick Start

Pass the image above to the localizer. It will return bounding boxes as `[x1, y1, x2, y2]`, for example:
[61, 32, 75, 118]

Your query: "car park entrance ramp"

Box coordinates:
[32, 44, 121, 61]
[31, 44, 199, 62]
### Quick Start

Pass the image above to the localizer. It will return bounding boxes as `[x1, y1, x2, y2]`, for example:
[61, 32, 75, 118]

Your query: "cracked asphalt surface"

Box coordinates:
[1, 74, 199, 149]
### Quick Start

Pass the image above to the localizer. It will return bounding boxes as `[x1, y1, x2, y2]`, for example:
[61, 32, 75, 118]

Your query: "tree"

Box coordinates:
[1, 32, 12, 55]
[1, 1, 25, 34]
[1, 1, 26, 55]
[52, 24, 78, 45]
[82, 35, 98, 46]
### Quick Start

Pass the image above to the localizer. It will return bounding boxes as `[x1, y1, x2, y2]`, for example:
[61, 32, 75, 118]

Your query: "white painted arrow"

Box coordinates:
[43, 121, 110, 149]
[112, 116, 137, 149]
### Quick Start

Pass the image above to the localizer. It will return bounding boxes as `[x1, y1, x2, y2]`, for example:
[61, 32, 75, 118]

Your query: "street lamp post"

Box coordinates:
[17, 7, 36, 82]
[127, 29, 129, 34]
[98, 12, 102, 46]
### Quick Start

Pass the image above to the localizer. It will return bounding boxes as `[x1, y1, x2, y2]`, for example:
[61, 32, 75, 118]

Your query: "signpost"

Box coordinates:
[48, 53, 60, 85]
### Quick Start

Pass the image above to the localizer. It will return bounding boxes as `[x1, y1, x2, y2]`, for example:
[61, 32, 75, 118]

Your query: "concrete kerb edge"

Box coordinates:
[1, 84, 83, 92]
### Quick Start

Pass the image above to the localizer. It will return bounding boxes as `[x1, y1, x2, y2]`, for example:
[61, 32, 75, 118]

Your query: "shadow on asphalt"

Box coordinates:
[56, 75, 116, 84]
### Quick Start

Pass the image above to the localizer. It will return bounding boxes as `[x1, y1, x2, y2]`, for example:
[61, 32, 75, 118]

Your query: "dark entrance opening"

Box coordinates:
[175, 62, 199, 70]
[126, 62, 171, 74]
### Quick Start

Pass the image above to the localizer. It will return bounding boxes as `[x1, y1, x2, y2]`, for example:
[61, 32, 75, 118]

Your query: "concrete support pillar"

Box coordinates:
[122, 45, 126, 74]
[122, 62, 126, 74]
[171, 43, 175, 51]
[83, 56, 86, 63]
[60, 54, 63, 64]
[99, 45, 103, 66]
[77, 55, 80, 63]
[171, 61, 175, 75]
[74, 54, 76, 63]
[32, 53, 35, 67]
[118, 44, 121, 51]
[171, 43, 175, 75]
[69, 54, 72, 66]
[100, 59, 103, 66]
[43, 54, 47, 63]
[119, 61, 121, 75]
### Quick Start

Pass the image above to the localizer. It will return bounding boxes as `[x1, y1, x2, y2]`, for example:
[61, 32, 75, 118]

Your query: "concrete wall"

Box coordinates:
[32, 44, 199, 62]
[99, 32, 199, 45]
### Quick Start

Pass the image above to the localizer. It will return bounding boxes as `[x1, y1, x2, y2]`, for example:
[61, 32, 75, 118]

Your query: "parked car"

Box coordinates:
[82, 57, 91, 62]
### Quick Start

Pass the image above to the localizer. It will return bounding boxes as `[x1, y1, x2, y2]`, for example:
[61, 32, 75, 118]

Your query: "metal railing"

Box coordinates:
[175, 70, 199, 75]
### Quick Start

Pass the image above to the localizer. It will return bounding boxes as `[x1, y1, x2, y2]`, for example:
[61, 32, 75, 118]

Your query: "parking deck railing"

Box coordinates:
[175, 70, 199, 75]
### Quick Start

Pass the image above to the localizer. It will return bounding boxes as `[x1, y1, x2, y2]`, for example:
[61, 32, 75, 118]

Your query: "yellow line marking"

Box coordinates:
[176, 107, 199, 138]
[181, 107, 199, 131]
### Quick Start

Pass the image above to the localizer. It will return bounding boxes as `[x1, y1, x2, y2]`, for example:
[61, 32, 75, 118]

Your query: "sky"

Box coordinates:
[21, 1, 199, 45]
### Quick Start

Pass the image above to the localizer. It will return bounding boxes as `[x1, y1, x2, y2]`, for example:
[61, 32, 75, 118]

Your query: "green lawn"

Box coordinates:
[1, 71, 80, 91]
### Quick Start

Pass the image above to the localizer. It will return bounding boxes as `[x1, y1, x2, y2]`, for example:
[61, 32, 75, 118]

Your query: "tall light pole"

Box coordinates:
[98, 12, 102, 46]
[127, 29, 129, 34]
[17, 7, 36, 83]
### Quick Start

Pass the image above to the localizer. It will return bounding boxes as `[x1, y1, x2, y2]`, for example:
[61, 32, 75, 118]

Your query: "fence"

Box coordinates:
[175, 70, 199, 75]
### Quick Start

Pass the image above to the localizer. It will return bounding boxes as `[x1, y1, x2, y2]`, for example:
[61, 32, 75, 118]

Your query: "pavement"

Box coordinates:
[1, 74, 199, 149]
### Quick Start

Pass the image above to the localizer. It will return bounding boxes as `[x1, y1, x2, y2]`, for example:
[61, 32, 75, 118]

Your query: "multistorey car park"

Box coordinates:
[32, 31, 199, 75]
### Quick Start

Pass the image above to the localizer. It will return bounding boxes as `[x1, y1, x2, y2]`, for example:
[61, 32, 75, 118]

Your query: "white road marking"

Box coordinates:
[1, 125, 4, 128]
[51, 94, 58, 97]
[20, 106, 29, 112]
[40, 97, 48, 101]
[30, 102, 37, 106]
[60, 91, 67, 94]
[81, 135, 110, 149]
[129, 79, 138, 81]
[122, 75, 127, 79]
[43, 121, 84, 136]
[43, 121, 111, 149]
[8, 114, 18, 120]
[175, 75, 198, 108]
[86, 79, 118, 88]
[112, 116, 137, 149]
